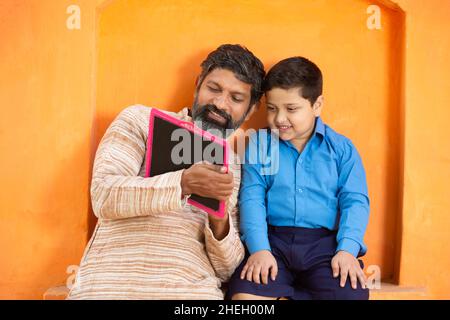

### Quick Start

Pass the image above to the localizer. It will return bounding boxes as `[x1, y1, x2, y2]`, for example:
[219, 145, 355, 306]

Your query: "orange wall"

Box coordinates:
[395, 0, 450, 299]
[94, 0, 403, 283]
[0, 0, 104, 299]
[0, 0, 449, 299]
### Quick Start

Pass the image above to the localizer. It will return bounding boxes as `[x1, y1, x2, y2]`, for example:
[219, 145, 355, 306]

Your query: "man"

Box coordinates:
[67, 44, 265, 299]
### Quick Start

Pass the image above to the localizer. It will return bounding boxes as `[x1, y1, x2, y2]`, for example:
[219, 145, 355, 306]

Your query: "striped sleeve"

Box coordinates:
[204, 161, 245, 282]
[91, 106, 186, 220]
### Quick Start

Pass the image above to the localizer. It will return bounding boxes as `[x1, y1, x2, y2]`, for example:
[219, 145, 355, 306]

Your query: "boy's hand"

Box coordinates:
[331, 251, 367, 290]
[240, 250, 278, 285]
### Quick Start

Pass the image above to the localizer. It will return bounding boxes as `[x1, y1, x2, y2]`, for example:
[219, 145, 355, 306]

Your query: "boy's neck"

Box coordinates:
[289, 122, 317, 154]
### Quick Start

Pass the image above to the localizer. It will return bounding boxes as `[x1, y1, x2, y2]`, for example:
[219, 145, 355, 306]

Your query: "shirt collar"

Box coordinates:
[315, 116, 325, 138]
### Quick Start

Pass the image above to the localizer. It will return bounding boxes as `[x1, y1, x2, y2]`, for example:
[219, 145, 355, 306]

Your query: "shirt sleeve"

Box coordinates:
[90, 106, 188, 220]
[239, 133, 271, 254]
[336, 140, 370, 257]
[204, 160, 245, 282]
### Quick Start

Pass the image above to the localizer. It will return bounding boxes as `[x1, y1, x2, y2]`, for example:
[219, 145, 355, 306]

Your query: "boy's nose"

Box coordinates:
[274, 112, 288, 124]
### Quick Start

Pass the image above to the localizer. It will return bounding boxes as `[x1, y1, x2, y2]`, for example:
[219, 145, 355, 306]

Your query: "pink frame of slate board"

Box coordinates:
[145, 108, 229, 218]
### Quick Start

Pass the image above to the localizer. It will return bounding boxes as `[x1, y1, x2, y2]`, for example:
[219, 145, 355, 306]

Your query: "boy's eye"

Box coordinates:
[267, 106, 276, 111]
[287, 108, 298, 112]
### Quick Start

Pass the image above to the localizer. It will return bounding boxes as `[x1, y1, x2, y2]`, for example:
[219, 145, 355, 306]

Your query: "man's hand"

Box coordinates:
[240, 250, 278, 285]
[181, 162, 233, 241]
[331, 251, 367, 290]
[181, 162, 234, 201]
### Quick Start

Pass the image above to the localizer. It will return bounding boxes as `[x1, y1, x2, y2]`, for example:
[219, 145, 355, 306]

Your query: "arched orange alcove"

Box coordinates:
[89, 0, 405, 282]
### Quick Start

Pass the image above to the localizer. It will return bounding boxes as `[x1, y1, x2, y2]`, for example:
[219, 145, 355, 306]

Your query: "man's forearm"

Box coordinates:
[208, 214, 230, 241]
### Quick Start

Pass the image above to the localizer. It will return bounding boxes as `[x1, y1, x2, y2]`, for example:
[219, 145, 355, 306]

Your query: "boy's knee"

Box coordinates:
[232, 293, 278, 300]
[334, 286, 369, 300]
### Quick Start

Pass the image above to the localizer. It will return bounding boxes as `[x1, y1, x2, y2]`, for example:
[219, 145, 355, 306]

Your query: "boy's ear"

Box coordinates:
[312, 95, 324, 117]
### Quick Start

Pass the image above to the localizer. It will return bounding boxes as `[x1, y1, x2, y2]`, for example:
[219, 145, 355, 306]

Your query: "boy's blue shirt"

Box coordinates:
[239, 117, 370, 258]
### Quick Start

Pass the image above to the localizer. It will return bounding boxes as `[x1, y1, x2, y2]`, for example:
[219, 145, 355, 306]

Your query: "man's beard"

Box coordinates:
[191, 102, 246, 139]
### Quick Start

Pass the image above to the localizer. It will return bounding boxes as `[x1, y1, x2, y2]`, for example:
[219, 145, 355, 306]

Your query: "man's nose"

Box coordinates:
[213, 95, 230, 114]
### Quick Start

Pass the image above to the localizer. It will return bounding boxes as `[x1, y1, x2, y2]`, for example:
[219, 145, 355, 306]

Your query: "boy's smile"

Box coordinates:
[265, 87, 323, 152]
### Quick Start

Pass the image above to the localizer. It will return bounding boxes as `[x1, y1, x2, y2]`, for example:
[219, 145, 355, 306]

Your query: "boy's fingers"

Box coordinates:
[246, 265, 254, 282]
[270, 263, 278, 281]
[331, 260, 339, 278]
[340, 266, 349, 288]
[355, 260, 367, 289]
[357, 270, 367, 289]
[253, 265, 262, 284]
[261, 267, 269, 285]
[349, 270, 357, 289]
[240, 264, 249, 279]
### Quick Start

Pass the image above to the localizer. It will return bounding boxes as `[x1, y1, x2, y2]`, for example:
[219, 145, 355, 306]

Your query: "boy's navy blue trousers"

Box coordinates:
[226, 226, 369, 300]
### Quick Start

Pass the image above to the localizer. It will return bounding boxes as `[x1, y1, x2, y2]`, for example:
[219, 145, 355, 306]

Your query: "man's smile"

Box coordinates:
[206, 110, 228, 127]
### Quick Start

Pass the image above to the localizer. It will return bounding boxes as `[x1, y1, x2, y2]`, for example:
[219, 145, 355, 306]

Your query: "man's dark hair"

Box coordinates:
[198, 44, 265, 108]
[263, 57, 323, 105]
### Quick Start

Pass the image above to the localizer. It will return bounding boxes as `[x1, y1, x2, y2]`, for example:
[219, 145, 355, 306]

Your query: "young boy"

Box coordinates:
[227, 57, 370, 300]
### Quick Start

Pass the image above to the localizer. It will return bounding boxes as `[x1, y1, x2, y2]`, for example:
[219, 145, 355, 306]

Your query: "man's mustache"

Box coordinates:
[193, 104, 233, 129]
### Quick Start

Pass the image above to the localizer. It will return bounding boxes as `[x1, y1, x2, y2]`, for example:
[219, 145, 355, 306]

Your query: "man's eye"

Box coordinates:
[267, 106, 276, 111]
[208, 86, 220, 92]
[232, 96, 244, 103]
[288, 108, 298, 112]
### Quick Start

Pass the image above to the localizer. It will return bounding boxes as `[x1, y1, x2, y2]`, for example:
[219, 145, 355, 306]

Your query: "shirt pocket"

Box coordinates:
[310, 159, 339, 194]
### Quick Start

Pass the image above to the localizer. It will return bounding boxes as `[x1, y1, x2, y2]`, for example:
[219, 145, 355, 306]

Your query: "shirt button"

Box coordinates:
[298, 188, 303, 193]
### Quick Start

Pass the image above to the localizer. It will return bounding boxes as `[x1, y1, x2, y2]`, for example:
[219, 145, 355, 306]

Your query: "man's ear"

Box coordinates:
[312, 95, 324, 117]
[193, 76, 200, 99]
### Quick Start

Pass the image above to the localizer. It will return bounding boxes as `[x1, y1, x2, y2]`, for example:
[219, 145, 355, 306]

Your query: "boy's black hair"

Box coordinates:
[263, 57, 323, 105]
[198, 44, 266, 108]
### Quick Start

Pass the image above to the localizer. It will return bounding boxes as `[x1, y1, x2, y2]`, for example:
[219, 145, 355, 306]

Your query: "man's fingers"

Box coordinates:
[211, 189, 233, 201]
[210, 187, 233, 196]
[209, 176, 234, 190]
[213, 180, 234, 190]
[199, 182, 233, 200]
[217, 174, 234, 186]
[202, 163, 228, 173]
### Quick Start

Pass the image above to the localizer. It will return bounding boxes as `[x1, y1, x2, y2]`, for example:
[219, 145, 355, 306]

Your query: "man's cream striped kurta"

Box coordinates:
[67, 105, 245, 300]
